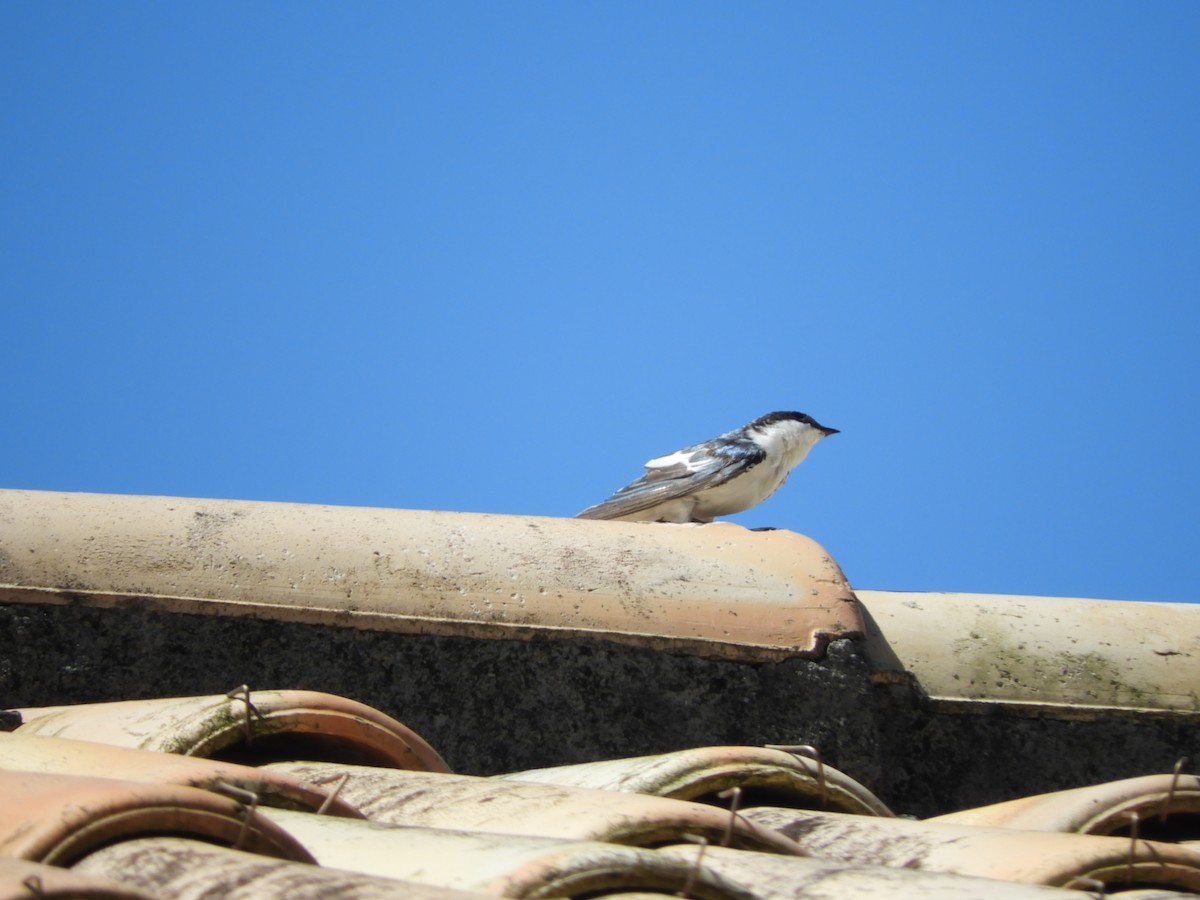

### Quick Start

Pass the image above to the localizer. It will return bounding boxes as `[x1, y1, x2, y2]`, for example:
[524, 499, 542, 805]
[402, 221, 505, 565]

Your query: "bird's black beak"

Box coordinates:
[822, 427, 840, 436]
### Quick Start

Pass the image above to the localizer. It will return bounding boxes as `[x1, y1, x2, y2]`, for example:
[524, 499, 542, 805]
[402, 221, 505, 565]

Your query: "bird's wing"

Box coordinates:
[576, 439, 765, 520]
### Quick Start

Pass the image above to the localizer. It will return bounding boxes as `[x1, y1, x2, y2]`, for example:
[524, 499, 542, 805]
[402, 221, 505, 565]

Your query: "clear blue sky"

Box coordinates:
[4, 4, 1197, 603]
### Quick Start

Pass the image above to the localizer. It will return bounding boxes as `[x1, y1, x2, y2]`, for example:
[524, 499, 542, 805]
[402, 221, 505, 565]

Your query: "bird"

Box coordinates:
[576, 411, 838, 523]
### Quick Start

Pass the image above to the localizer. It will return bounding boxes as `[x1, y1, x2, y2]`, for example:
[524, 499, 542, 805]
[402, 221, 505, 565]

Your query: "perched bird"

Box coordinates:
[576, 411, 838, 523]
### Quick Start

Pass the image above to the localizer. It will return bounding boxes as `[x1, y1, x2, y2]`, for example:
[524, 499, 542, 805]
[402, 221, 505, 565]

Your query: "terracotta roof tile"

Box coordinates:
[658, 843, 1094, 899]
[931, 772, 1200, 840]
[2, 488, 1200, 897]
[16, 690, 447, 770]
[742, 806, 1200, 893]
[857, 589, 1200, 714]
[0, 769, 313, 866]
[0, 732, 364, 818]
[0, 856, 156, 900]
[74, 837, 493, 900]
[495, 746, 893, 816]
[0, 489, 861, 661]
[264, 762, 799, 853]
[259, 809, 755, 900]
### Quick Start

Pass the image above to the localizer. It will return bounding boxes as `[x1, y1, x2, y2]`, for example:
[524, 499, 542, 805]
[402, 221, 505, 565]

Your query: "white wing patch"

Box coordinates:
[645, 448, 710, 473]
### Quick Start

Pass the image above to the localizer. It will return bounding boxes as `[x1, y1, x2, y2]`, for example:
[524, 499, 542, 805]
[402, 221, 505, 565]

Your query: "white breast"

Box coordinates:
[689, 454, 791, 520]
[688, 420, 823, 520]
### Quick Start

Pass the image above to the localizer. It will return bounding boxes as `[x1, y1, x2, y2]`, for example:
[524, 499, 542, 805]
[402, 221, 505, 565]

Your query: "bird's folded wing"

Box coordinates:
[576, 442, 763, 520]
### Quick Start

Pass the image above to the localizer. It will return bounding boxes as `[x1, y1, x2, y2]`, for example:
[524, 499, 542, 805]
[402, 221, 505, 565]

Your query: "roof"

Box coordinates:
[0, 488, 860, 660]
[2, 488, 1199, 897]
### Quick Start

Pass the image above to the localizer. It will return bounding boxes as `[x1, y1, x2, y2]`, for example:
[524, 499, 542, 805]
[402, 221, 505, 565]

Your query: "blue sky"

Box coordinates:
[3, 3, 1197, 603]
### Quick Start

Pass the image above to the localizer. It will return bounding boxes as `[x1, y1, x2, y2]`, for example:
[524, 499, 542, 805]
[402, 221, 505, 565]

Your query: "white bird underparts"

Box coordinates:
[576, 411, 838, 524]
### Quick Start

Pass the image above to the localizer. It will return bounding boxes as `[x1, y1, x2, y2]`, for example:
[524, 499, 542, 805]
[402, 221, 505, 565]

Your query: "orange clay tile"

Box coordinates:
[857, 589, 1200, 715]
[741, 806, 1200, 893]
[265, 762, 799, 854]
[658, 843, 1096, 900]
[0, 731, 364, 818]
[17, 689, 448, 771]
[0, 489, 862, 661]
[74, 837, 495, 900]
[0, 856, 157, 900]
[495, 746, 893, 816]
[260, 808, 752, 900]
[0, 768, 314, 866]
[931, 771, 1200, 840]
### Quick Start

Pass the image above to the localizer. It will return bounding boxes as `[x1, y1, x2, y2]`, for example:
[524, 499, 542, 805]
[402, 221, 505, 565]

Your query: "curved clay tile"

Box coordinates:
[260, 808, 754, 900]
[0, 489, 862, 662]
[17, 689, 448, 771]
[74, 837, 494, 900]
[741, 806, 1200, 893]
[855, 589, 1200, 715]
[930, 772, 1200, 842]
[265, 761, 799, 854]
[0, 731, 364, 818]
[0, 769, 314, 866]
[495, 746, 893, 817]
[659, 843, 1098, 900]
[0, 856, 156, 900]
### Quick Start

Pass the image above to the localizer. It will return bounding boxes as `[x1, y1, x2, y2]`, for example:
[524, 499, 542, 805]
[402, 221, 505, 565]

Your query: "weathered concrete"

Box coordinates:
[0, 601, 878, 776]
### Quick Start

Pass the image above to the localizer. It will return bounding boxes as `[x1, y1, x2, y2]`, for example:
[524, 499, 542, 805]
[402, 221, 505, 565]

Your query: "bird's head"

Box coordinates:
[749, 411, 839, 440]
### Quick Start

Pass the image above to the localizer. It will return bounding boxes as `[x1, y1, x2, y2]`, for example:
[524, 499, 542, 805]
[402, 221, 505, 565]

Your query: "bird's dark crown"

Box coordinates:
[750, 411, 821, 429]
[748, 410, 838, 435]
